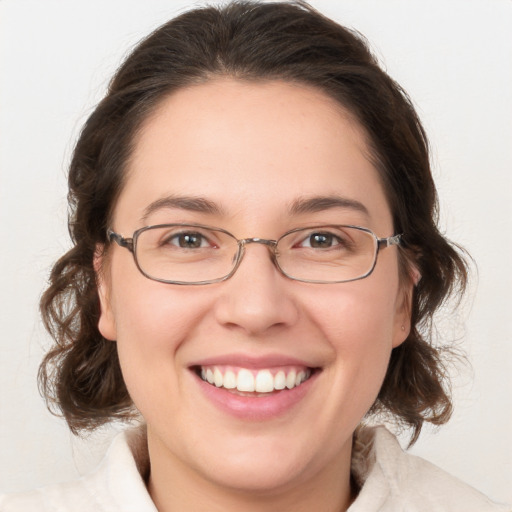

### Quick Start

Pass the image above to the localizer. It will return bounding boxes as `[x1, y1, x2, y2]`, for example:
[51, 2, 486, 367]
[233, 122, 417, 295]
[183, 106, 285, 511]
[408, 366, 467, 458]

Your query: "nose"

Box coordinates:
[213, 242, 299, 336]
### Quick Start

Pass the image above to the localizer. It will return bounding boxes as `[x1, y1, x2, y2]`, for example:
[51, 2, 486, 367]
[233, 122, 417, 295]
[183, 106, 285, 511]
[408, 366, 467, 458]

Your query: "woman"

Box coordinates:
[1, 1, 509, 510]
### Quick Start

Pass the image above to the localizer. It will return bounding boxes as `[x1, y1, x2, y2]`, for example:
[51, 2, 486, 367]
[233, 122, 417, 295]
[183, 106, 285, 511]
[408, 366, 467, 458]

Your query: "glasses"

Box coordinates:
[107, 223, 402, 285]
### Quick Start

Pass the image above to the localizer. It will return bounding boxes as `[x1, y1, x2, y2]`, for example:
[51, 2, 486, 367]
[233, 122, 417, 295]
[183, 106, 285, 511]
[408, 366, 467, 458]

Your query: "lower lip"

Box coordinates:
[193, 371, 319, 421]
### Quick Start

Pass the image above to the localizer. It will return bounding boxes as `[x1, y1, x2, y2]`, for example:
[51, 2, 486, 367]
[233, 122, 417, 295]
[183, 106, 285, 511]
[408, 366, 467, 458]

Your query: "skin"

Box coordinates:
[97, 79, 413, 512]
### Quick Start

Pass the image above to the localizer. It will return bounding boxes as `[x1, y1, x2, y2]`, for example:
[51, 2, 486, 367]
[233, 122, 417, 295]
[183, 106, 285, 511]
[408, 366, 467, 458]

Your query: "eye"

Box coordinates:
[299, 232, 342, 249]
[166, 231, 211, 249]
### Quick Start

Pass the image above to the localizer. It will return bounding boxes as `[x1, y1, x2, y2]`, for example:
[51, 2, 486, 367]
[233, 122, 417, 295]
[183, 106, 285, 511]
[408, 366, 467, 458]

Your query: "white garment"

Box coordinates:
[1, 426, 509, 511]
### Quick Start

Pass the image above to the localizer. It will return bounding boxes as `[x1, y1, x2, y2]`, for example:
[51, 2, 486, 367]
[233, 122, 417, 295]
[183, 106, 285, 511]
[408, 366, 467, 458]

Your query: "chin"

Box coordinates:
[199, 452, 311, 494]
[185, 428, 338, 496]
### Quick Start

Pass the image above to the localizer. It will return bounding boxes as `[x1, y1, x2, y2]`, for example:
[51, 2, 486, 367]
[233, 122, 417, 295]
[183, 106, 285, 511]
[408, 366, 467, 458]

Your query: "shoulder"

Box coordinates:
[350, 426, 511, 512]
[0, 427, 156, 512]
[0, 481, 100, 512]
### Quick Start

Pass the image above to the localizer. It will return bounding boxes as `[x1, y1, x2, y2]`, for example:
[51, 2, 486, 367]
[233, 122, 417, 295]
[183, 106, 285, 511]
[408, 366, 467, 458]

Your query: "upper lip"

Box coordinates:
[189, 353, 318, 370]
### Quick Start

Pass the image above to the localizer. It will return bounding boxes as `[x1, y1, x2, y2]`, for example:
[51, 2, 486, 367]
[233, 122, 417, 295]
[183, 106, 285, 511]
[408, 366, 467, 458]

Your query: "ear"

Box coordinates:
[392, 265, 420, 348]
[94, 244, 117, 341]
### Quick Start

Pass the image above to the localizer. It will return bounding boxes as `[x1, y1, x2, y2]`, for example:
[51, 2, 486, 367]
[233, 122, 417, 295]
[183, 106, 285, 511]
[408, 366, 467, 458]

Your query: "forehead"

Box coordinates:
[116, 78, 392, 233]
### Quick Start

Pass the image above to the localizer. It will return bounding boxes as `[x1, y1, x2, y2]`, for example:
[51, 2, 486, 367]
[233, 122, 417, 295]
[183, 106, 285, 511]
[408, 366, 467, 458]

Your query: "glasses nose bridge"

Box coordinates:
[232, 237, 279, 275]
[238, 237, 279, 259]
[240, 237, 278, 249]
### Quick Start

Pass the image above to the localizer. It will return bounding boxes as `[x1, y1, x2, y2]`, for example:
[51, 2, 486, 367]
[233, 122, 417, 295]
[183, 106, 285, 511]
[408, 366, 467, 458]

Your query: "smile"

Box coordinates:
[197, 365, 313, 394]
[190, 359, 320, 420]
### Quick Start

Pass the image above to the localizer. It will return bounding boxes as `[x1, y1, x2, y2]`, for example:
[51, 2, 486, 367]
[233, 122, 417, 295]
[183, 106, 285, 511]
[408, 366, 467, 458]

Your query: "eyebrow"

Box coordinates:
[141, 195, 224, 222]
[141, 193, 369, 223]
[289, 195, 369, 216]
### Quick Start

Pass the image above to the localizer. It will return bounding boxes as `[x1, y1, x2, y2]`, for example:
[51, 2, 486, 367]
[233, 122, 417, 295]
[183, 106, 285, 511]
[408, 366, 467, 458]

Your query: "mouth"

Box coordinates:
[192, 365, 317, 396]
[189, 355, 321, 419]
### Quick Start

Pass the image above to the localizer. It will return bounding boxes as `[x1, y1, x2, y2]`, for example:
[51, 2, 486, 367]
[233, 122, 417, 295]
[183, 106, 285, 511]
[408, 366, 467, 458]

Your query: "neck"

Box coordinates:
[146, 429, 355, 512]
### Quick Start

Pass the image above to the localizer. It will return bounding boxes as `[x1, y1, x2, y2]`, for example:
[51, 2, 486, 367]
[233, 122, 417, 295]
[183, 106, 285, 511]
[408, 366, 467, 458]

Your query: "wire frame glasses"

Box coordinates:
[107, 223, 402, 285]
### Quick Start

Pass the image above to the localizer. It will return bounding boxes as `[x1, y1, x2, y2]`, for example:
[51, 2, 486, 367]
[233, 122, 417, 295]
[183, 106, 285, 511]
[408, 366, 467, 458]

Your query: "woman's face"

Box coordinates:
[98, 79, 411, 494]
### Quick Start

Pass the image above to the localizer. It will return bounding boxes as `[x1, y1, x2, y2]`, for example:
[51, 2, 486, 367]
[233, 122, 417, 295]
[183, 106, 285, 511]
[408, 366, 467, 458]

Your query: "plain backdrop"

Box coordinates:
[1, 0, 511, 504]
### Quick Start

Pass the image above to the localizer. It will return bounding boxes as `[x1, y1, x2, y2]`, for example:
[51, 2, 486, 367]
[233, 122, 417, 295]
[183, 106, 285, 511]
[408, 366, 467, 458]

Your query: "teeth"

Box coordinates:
[214, 368, 223, 387]
[223, 370, 237, 389]
[274, 371, 286, 390]
[255, 370, 274, 393]
[286, 370, 296, 389]
[237, 369, 255, 392]
[199, 366, 312, 393]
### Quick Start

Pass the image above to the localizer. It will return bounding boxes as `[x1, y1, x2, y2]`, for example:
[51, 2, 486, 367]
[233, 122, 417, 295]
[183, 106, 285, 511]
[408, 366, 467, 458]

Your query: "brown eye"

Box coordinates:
[300, 232, 341, 249]
[167, 232, 208, 249]
[309, 233, 335, 248]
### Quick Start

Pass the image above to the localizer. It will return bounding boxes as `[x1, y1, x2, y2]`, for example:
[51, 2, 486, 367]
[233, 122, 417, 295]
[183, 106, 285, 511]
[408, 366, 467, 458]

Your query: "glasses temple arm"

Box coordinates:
[107, 229, 134, 252]
[377, 234, 402, 249]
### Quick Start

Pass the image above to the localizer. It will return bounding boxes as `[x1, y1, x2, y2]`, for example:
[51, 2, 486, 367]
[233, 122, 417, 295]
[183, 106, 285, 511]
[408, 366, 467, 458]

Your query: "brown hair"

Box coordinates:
[39, 0, 467, 442]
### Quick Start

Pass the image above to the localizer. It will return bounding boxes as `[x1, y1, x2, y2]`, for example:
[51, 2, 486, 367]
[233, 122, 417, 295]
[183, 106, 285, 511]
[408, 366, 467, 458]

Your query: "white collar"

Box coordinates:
[95, 424, 507, 512]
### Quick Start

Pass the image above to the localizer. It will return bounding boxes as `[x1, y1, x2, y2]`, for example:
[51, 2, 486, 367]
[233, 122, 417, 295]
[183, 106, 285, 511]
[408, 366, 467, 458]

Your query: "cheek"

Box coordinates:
[110, 250, 207, 339]
[307, 275, 400, 351]
[108, 265, 212, 412]
[304, 269, 401, 405]
[321, 290, 396, 390]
